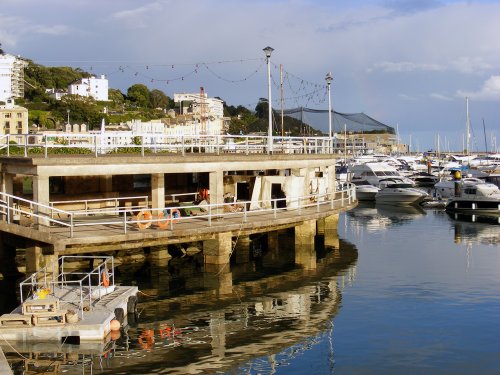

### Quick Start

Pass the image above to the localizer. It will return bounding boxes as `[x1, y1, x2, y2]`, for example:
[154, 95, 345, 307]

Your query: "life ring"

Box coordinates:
[102, 269, 110, 288]
[136, 210, 152, 229]
[199, 188, 209, 201]
[156, 209, 170, 229]
[138, 329, 155, 349]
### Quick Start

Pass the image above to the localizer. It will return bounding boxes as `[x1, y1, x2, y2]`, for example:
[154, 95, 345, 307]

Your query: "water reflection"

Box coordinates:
[347, 202, 426, 232]
[448, 212, 500, 246]
[3, 226, 358, 374]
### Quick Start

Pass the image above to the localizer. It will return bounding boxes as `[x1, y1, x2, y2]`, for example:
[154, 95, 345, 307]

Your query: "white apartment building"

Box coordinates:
[0, 54, 28, 103]
[68, 75, 108, 101]
[173, 91, 225, 135]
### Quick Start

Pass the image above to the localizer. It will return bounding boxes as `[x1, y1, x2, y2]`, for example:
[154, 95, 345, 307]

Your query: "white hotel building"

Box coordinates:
[68, 75, 108, 101]
[0, 54, 28, 103]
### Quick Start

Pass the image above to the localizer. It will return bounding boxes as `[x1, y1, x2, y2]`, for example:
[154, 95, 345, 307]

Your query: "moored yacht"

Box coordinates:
[351, 162, 414, 187]
[351, 180, 380, 201]
[445, 182, 500, 216]
[375, 181, 428, 206]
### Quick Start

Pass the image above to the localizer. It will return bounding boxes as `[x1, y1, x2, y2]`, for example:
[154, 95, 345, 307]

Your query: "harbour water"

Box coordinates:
[3, 204, 500, 374]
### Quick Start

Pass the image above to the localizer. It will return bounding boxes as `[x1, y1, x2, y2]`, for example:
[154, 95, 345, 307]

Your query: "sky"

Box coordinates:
[1, 0, 499, 152]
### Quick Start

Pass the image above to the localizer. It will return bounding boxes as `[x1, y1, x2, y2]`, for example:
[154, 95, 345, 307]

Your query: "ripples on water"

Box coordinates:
[4, 204, 500, 374]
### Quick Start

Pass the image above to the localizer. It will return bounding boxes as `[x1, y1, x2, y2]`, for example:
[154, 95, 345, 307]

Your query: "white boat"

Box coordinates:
[375, 182, 428, 206]
[445, 182, 500, 216]
[434, 177, 486, 199]
[351, 180, 380, 201]
[351, 162, 415, 187]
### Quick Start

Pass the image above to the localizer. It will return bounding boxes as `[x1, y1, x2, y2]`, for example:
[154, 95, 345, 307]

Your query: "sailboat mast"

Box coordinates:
[280, 64, 284, 138]
[465, 97, 470, 156]
[482, 118, 488, 154]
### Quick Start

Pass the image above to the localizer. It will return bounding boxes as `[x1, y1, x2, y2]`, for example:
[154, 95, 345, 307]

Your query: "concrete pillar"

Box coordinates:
[324, 214, 339, 249]
[25, 245, 57, 276]
[209, 170, 224, 215]
[99, 176, 113, 194]
[32, 175, 50, 228]
[234, 236, 251, 264]
[0, 173, 14, 220]
[150, 245, 171, 264]
[209, 312, 226, 358]
[151, 173, 165, 211]
[327, 164, 336, 198]
[263, 231, 281, 267]
[204, 232, 232, 265]
[295, 220, 317, 270]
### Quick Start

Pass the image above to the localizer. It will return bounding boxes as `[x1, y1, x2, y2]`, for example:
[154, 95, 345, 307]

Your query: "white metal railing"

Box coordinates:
[49, 195, 149, 217]
[19, 255, 115, 319]
[0, 133, 368, 157]
[0, 184, 356, 237]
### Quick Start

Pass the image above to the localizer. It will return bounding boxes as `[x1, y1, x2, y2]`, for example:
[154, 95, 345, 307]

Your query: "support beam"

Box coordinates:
[151, 173, 165, 211]
[209, 170, 224, 215]
[295, 219, 316, 270]
[32, 175, 50, 228]
[25, 245, 58, 275]
[203, 232, 232, 265]
[324, 214, 339, 249]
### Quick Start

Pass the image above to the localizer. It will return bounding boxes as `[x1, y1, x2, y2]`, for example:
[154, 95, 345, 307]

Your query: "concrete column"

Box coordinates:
[324, 214, 339, 249]
[209, 170, 224, 215]
[99, 176, 113, 195]
[151, 173, 165, 211]
[234, 236, 251, 264]
[204, 264, 233, 295]
[150, 245, 171, 265]
[0, 173, 13, 222]
[32, 175, 50, 227]
[295, 220, 317, 270]
[204, 232, 232, 265]
[263, 231, 281, 267]
[25, 245, 57, 276]
[327, 164, 336, 198]
[0, 173, 13, 195]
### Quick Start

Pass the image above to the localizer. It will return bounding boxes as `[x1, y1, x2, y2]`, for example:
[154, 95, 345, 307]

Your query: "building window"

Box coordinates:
[5, 121, 10, 130]
[17, 113, 22, 118]
[5, 113, 11, 118]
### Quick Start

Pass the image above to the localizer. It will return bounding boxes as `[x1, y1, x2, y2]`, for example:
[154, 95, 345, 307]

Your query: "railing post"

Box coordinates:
[245, 137, 249, 155]
[181, 136, 185, 156]
[24, 135, 27, 157]
[208, 205, 212, 226]
[243, 203, 247, 222]
[273, 199, 277, 218]
[70, 213, 74, 238]
[44, 136, 48, 158]
[123, 211, 127, 234]
[95, 134, 98, 157]
[141, 136, 145, 157]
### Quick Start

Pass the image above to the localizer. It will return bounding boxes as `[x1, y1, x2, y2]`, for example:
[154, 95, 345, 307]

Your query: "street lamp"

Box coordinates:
[67, 109, 70, 125]
[263, 46, 274, 154]
[325, 72, 333, 140]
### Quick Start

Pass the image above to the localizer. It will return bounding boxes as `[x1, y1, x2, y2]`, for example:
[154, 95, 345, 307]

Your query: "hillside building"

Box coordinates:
[68, 75, 108, 101]
[0, 54, 28, 103]
[0, 98, 29, 143]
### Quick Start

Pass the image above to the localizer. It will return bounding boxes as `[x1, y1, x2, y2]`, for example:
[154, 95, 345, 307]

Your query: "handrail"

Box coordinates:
[19, 255, 115, 319]
[1, 185, 356, 238]
[0, 133, 368, 157]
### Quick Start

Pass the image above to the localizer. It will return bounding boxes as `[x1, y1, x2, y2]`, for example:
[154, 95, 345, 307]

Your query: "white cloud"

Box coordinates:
[456, 75, 500, 101]
[451, 56, 492, 74]
[398, 93, 417, 100]
[368, 61, 444, 73]
[429, 93, 452, 101]
[30, 25, 70, 36]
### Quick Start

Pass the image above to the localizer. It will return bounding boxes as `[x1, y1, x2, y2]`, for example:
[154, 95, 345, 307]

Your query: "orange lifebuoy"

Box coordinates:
[156, 210, 170, 229]
[136, 210, 152, 229]
[199, 188, 209, 201]
[102, 269, 110, 288]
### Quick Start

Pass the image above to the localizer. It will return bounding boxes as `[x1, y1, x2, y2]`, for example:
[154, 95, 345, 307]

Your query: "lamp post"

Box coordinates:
[67, 109, 70, 125]
[263, 46, 274, 154]
[325, 72, 333, 141]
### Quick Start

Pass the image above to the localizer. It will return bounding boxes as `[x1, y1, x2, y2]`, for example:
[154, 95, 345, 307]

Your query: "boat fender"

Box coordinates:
[102, 269, 110, 288]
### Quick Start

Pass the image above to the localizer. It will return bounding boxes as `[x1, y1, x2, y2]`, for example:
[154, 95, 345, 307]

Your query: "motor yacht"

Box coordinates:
[351, 180, 380, 201]
[351, 162, 415, 187]
[375, 181, 428, 206]
[445, 182, 500, 217]
[434, 177, 486, 199]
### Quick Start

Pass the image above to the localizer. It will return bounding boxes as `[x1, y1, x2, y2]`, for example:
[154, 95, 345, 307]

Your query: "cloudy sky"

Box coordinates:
[1, 0, 499, 151]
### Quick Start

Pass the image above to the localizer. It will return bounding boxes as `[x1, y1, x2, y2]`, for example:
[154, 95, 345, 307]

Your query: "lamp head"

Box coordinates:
[325, 72, 333, 85]
[263, 46, 274, 58]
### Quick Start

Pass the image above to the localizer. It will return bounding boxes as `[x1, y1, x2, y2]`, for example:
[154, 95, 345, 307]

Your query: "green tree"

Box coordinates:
[255, 98, 269, 119]
[149, 89, 169, 109]
[108, 88, 125, 107]
[127, 84, 150, 108]
[53, 95, 104, 129]
[0, 43, 4, 55]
